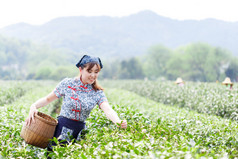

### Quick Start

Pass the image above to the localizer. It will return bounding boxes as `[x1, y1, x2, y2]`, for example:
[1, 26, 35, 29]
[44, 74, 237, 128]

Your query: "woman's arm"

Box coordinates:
[100, 102, 127, 129]
[25, 91, 58, 126]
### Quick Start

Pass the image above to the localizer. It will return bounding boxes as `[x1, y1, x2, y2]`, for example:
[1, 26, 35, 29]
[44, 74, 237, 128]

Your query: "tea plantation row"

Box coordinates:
[102, 80, 238, 121]
[0, 80, 237, 158]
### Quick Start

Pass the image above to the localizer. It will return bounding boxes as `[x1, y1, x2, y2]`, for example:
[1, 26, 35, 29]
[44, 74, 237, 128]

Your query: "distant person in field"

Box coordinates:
[175, 77, 184, 87]
[25, 55, 127, 152]
[222, 77, 233, 90]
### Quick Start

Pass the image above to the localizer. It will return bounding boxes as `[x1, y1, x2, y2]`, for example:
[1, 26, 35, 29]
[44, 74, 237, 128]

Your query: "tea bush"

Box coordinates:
[0, 80, 29, 106]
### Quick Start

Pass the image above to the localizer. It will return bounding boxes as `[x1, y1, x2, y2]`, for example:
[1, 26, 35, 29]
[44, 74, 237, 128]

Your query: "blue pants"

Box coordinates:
[47, 116, 86, 151]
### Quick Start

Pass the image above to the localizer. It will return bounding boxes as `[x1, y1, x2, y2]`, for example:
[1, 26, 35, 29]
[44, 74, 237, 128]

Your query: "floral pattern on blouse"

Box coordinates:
[54, 78, 108, 122]
[58, 126, 73, 142]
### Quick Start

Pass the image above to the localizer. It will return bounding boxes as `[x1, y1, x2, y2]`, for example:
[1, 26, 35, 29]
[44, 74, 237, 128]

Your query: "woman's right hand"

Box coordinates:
[25, 105, 38, 126]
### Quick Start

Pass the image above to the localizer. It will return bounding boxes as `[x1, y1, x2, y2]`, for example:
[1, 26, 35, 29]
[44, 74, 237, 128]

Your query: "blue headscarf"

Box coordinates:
[76, 55, 103, 69]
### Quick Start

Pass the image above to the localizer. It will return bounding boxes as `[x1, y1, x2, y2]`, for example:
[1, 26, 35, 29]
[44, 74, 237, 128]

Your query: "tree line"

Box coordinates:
[0, 35, 237, 82]
[101, 43, 238, 82]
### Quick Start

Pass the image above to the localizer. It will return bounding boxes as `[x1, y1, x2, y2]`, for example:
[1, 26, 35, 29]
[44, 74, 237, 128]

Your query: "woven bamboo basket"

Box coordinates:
[20, 112, 58, 149]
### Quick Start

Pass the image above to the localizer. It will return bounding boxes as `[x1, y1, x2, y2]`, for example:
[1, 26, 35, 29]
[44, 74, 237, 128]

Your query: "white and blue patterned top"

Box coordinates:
[54, 78, 108, 122]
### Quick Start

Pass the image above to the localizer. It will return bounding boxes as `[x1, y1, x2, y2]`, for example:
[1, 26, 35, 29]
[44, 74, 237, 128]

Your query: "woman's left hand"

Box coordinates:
[118, 120, 127, 129]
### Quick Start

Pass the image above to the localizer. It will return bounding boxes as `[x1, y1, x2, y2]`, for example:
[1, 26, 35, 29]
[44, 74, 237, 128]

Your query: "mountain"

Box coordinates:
[1, 10, 238, 58]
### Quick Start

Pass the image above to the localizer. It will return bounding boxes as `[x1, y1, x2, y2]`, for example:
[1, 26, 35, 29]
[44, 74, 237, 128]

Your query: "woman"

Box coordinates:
[25, 55, 127, 149]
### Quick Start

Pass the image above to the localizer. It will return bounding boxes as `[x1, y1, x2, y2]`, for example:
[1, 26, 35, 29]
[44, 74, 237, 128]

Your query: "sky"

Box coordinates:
[0, 0, 238, 29]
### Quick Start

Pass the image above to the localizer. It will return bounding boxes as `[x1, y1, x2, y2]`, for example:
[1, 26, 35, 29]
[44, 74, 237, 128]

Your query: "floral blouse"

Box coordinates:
[53, 78, 108, 122]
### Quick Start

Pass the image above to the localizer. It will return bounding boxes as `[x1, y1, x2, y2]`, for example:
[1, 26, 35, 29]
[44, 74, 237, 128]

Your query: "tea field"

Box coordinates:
[102, 80, 238, 121]
[0, 80, 237, 158]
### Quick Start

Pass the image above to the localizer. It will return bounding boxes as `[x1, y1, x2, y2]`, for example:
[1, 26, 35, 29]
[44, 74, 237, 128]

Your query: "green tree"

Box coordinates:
[143, 45, 172, 79]
[50, 66, 77, 80]
[165, 51, 188, 80]
[176, 43, 231, 82]
[34, 67, 52, 80]
[206, 47, 231, 81]
[100, 60, 120, 79]
[225, 58, 238, 82]
[119, 57, 144, 79]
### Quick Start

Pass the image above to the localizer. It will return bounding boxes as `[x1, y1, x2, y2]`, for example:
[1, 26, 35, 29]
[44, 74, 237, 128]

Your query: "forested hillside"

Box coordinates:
[1, 10, 238, 58]
[0, 10, 238, 81]
[0, 35, 79, 80]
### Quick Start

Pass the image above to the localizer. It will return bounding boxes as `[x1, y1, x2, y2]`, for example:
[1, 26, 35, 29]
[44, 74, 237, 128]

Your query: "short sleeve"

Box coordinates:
[97, 90, 108, 108]
[54, 78, 69, 98]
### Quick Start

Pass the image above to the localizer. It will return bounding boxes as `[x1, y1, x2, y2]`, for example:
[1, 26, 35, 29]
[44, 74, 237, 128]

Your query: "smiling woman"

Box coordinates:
[76, 55, 103, 90]
[24, 54, 127, 157]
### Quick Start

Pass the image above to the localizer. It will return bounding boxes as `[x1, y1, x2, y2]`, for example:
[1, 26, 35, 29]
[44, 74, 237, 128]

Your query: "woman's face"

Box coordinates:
[80, 64, 100, 84]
